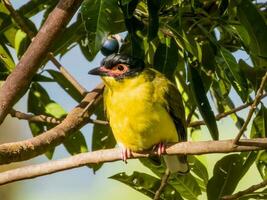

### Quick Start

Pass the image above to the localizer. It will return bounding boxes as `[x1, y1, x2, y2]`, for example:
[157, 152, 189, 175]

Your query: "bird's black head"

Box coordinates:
[88, 54, 145, 80]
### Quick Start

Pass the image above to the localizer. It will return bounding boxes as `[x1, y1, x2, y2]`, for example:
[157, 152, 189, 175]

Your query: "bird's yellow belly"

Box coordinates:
[107, 99, 178, 151]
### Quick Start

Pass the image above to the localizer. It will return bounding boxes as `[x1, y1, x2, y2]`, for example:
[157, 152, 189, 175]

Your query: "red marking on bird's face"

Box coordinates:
[105, 64, 129, 77]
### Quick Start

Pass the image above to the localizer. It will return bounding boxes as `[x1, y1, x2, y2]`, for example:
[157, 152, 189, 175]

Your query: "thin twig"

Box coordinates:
[153, 169, 171, 200]
[233, 72, 267, 144]
[186, 106, 196, 126]
[10, 109, 62, 124]
[188, 93, 267, 127]
[221, 179, 267, 200]
[9, 108, 108, 125]
[0, 138, 266, 186]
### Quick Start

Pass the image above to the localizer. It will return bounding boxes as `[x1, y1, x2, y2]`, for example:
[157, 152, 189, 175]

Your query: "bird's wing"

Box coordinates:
[149, 69, 187, 141]
[164, 82, 187, 141]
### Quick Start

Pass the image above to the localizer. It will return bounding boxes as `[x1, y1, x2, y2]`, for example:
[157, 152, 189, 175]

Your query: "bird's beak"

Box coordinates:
[88, 66, 108, 76]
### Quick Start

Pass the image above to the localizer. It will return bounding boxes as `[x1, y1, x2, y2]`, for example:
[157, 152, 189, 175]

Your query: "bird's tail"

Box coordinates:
[163, 155, 189, 174]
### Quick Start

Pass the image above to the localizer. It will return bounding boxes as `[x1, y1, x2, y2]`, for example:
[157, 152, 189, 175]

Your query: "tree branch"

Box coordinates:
[221, 179, 267, 200]
[0, 0, 83, 124]
[0, 138, 266, 186]
[188, 93, 267, 127]
[153, 169, 171, 200]
[233, 71, 267, 144]
[0, 83, 104, 165]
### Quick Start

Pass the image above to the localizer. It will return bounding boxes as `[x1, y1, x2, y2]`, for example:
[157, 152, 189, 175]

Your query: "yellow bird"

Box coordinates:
[89, 54, 189, 173]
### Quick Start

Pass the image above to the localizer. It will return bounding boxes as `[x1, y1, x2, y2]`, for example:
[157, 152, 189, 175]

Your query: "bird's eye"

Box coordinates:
[117, 64, 124, 71]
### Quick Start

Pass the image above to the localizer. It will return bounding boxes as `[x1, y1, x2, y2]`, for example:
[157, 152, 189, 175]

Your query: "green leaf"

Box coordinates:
[188, 156, 209, 186]
[219, 48, 248, 102]
[80, 0, 125, 58]
[236, 0, 267, 68]
[28, 82, 88, 158]
[14, 29, 31, 59]
[91, 101, 116, 172]
[170, 173, 202, 200]
[147, 0, 160, 41]
[140, 157, 202, 199]
[0, 43, 15, 71]
[207, 153, 257, 199]
[250, 104, 267, 179]
[153, 37, 179, 80]
[63, 131, 88, 155]
[250, 104, 267, 139]
[110, 172, 183, 200]
[46, 70, 83, 102]
[188, 62, 219, 140]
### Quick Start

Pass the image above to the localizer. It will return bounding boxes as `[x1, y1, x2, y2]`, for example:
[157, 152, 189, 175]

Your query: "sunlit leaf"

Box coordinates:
[110, 172, 183, 200]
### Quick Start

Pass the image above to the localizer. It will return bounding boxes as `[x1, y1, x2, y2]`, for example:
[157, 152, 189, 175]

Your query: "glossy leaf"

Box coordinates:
[188, 62, 219, 140]
[207, 153, 257, 199]
[80, 0, 125, 59]
[236, 0, 267, 68]
[219, 48, 248, 102]
[110, 172, 183, 200]
[14, 29, 31, 59]
[140, 157, 202, 199]
[46, 70, 83, 102]
[153, 37, 179, 80]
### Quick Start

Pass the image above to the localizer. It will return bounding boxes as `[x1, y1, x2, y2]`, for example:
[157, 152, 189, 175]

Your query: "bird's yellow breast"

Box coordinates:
[102, 70, 179, 151]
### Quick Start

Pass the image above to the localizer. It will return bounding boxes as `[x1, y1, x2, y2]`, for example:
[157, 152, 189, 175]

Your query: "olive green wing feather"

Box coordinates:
[165, 82, 187, 142]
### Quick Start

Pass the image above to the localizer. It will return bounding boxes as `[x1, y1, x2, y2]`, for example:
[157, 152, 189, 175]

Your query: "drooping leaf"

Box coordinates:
[236, 0, 267, 68]
[207, 153, 257, 199]
[219, 48, 248, 102]
[147, 0, 160, 41]
[250, 104, 267, 179]
[140, 157, 202, 199]
[63, 131, 88, 155]
[110, 172, 183, 200]
[188, 156, 209, 186]
[91, 101, 115, 172]
[80, 0, 125, 59]
[46, 69, 84, 102]
[188, 61, 219, 140]
[14, 29, 31, 59]
[153, 37, 179, 80]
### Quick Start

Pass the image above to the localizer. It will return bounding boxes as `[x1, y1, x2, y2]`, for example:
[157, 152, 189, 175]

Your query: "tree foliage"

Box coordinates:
[0, 0, 267, 199]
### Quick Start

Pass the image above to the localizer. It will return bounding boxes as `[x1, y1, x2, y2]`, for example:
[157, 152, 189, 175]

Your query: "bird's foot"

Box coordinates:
[154, 142, 166, 156]
[120, 146, 132, 163]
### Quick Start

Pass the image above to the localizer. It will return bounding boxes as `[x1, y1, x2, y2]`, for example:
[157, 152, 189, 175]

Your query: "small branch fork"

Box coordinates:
[233, 71, 267, 144]
[0, 138, 266, 186]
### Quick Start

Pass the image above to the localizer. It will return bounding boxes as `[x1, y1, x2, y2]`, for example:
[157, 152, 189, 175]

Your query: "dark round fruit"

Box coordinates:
[101, 38, 119, 56]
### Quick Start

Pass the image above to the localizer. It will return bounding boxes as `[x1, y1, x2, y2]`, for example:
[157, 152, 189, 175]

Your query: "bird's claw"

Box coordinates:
[154, 142, 166, 156]
[121, 147, 132, 163]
